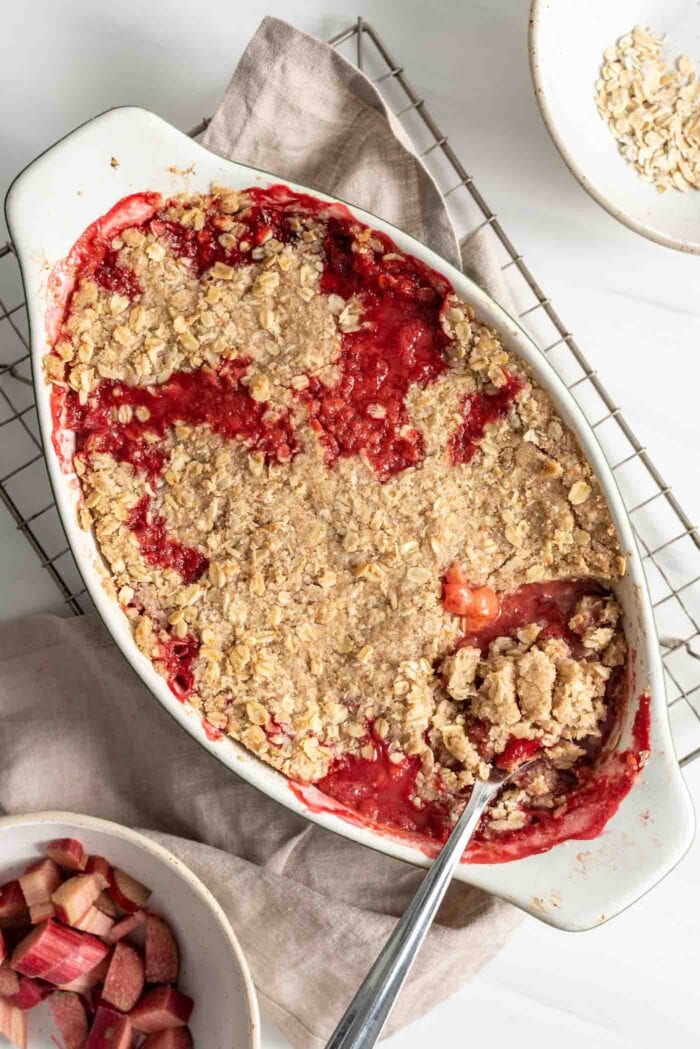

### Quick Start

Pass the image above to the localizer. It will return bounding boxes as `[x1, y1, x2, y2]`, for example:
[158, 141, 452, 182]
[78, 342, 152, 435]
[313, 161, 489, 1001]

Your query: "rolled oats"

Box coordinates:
[596, 26, 700, 192]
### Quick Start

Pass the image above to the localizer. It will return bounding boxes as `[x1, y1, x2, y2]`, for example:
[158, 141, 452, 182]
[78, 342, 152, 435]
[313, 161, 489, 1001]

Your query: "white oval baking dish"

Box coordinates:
[5, 106, 694, 932]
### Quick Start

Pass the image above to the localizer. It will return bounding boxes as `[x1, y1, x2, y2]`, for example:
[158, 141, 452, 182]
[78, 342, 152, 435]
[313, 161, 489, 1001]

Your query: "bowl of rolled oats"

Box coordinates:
[530, 0, 700, 252]
[5, 106, 694, 932]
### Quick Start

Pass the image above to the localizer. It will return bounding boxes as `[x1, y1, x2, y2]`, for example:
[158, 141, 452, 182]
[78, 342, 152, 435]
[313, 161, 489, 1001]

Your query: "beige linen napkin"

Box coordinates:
[0, 17, 521, 1048]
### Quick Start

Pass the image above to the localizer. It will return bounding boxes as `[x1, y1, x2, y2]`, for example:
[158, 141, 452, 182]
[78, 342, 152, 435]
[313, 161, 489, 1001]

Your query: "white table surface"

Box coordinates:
[1, 1, 699, 1046]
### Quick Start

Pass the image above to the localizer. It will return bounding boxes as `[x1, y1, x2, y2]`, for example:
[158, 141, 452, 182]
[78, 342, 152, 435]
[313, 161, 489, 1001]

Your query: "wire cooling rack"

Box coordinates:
[1, 18, 699, 764]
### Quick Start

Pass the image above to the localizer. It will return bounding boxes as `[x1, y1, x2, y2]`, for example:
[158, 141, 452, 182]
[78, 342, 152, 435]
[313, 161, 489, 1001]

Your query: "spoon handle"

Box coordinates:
[324, 775, 497, 1049]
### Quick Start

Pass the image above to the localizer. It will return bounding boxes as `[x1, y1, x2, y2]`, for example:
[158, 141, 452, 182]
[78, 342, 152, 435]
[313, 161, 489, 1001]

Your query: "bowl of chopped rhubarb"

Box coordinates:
[0, 811, 259, 1049]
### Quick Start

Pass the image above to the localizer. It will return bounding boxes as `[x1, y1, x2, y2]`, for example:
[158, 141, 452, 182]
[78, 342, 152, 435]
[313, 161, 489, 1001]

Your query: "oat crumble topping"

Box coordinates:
[45, 184, 628, 845]
[595, 25, 700, 193]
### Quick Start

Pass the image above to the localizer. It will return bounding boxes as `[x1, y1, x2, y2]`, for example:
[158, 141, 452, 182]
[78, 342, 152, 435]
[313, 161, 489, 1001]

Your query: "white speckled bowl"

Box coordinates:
[5, 107, 695, 932]
[0, 811, 259, 1049]
[530, 0, 700, 253]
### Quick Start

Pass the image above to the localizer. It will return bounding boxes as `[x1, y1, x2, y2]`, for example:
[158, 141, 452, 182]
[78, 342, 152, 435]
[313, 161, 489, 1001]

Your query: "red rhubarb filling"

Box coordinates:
[449, 372, 524, 465]
[157, 634, 200, 702]
[312, 578, 645, 862]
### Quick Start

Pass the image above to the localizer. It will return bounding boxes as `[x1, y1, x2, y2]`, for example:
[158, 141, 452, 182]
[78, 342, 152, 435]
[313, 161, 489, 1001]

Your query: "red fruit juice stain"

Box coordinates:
[497, 736, 541, 771]
[64, 359, 297, 580]
[202, 718, 223, 742]
[93, 248, 141, 300]
[317, 730, 453, 841]
[304, 218, 453, 480]
[158, 633, 200, 702]
[151, 188, 297, 274]
[65, 359, 296, 480]
[46, 191, 162, 348]
[449, 373, 524, 465]
[127, 497, 209, 584]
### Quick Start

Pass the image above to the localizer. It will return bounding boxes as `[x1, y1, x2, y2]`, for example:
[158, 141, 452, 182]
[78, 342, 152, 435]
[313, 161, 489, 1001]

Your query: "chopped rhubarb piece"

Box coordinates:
[73, 906, 114, 937]
[106, 910, 146, 944]
[441, 561, 471, 614]
[41, 931, 109, 987]
[0, 927, 5, 964]
[0, 998, 27, 1049]
[46, 838, 87, 872]
[9, 975, 51, 1010]
[102, 942, 145, 1012]
[142, 1029, 193, 1049]
[145, 916, 179, 984]
[94, 891, 119, 919]
[11, 919, 83, 978]
[85, 857, 112, 882]
[50, 991, 90, 1049]
[0, 881, 29, 928]
[19, 859, 62, 909]
[129, 986, 193, 1034]
[30, 900, 56, 924]
[497, 736, 541, 771]
[0, 957, 21, 996]
[463, 586, 501, 631]
[58, 955, 109, 994]
[441, 563, 500, 628]
[108, 870, 151, 914]
[52, 875, 106, 926]
[85, 1004, 133, 1049]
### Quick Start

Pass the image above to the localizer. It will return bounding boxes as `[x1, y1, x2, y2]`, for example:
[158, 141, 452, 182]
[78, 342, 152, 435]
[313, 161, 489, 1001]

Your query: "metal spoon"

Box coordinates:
[324, 759, 538, 1049]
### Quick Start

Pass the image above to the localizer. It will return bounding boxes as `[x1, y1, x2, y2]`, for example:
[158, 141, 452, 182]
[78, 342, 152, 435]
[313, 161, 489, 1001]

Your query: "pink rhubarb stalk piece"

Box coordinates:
[102, 942, 145, 1012]
[106, 909, 146, 945]
[30, 899, 56, 924]
[108, 869, 151, 914]
[9, 975, 51, 1010]
[19, 858, 62, 908]
[95, 891, 119, 919]
[142, 1028, 193, 1049]
[52, 874, 107, 926]
[129, 986, 194, 1034]
[0, 957, 21, 996]
[46, 838, 87, 872]
[0, 998, 27, 1049]
[0, 881, 29, 928]
[145, 915, 179, 984]
[41, 930, 109, 987]
[11, 919, 83, 978]
[50, 990, 90, 1049]
[85, 1003, 133, 1049]
[0, 926, 5, 964]
[85, 856, 112, 881]
[73, 905, 114, 937]
[58, 955, 109, 994]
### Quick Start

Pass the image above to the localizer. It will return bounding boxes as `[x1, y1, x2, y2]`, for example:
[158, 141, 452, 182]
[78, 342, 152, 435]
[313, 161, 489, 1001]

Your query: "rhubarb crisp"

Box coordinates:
[45, 184, 634, 857]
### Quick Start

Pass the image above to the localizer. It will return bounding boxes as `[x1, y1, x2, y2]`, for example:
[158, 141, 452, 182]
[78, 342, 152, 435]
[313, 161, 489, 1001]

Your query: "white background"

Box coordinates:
[2, 2, 699, 1047]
